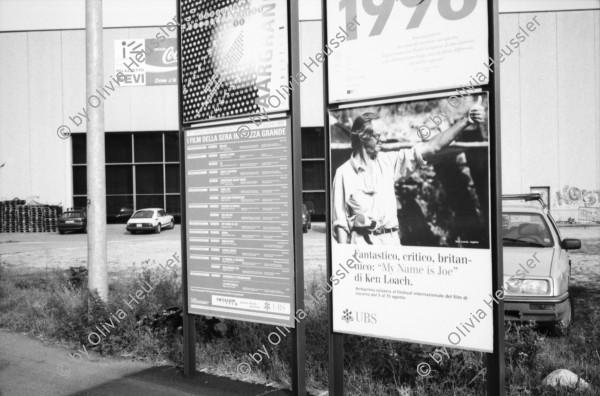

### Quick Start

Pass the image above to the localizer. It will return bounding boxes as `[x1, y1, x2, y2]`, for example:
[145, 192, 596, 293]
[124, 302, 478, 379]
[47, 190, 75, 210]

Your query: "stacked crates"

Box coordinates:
[0, 199, 62, 233]
[0, 199, 24, 233]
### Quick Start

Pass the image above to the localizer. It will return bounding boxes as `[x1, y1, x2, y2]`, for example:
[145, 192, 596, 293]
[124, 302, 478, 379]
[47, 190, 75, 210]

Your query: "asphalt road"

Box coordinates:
[0, 330, 290, 396]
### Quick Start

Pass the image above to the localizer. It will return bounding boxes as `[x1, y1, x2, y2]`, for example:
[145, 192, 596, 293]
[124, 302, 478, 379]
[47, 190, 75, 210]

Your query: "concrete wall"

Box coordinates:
[499, 10, 600, 212]
[0, 27, 179, 207]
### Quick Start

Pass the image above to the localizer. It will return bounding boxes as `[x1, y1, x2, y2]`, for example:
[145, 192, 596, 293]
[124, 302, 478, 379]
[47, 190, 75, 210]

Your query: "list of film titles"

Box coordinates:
[184, 119, 295, 326]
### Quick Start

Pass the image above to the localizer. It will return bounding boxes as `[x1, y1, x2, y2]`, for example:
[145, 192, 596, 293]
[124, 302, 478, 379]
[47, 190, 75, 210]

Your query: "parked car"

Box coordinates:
[502, 194, 581, 331]
[115, 207, 134, 223]
[304, 201, 315, 217]
[126, 208, 175, 234]
[302, 204, 311, 233]
[58, 208, 87, 234]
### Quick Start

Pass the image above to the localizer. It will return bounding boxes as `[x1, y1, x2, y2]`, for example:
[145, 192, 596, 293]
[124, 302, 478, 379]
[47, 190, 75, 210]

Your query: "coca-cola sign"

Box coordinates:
[114, 38, 178, 86]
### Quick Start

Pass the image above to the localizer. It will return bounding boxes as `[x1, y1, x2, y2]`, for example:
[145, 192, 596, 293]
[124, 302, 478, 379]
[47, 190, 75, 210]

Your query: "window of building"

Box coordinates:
[301, 127, 326, 220]
[72, 131, 180, 223]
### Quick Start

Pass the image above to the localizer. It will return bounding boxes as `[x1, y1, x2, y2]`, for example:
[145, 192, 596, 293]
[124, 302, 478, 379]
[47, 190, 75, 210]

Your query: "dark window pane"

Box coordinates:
[301, 128, 325, 159]
[303, 192, 325, 219]
[73, 166, 87, 195]
[136, 195, 164, 210]
[302, 161, 325, 191]
[166, 195, 181, 222]
[73, 196, 87, 210]
[166, 164, 180, 193]
[106, 133, 132, 163]
[106, 165, 133, 194]
[107, 195, 133, 223]
[134, 133, 163, 162]
[136, 165, 164, 194]
[72, 134, 86, 164]
[165, 132, 179, 162]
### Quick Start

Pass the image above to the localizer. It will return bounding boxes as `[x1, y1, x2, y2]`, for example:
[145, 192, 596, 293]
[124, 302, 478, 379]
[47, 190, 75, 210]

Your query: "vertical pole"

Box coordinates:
[85, 0, 108, 302]
[486, 0, 505, 395]
[321, 1, 345, 394]
[176, 0, 196, 377]
[289, 0, 306, 394]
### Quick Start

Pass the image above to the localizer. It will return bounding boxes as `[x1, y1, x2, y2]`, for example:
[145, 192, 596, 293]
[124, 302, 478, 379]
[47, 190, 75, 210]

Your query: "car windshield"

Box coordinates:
[62, 212, 82, 218]
[132, 210, 154, 219]
[502, 213, 554, 247]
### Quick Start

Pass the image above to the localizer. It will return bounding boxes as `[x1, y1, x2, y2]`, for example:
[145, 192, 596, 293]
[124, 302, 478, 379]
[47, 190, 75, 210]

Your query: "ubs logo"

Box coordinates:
[342, 309, 353, 323]
[342, 309, 377, 325]
[356, 311, 377, 325]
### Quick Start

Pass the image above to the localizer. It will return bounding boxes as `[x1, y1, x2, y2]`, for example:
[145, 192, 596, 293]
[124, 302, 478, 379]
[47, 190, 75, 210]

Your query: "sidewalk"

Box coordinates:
[0, 330, 290, 396]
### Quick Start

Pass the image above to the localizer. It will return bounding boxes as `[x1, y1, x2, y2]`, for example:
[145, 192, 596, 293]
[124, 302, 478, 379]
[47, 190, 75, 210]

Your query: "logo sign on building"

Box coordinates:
[326, 0, 489, 103]
[179, 0, 289, 123]
[184, 119, 296, 327]
[114, 38, 178, 86]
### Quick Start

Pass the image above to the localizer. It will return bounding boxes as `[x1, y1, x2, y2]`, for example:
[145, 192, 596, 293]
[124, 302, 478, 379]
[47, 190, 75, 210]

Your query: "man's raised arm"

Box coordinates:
[420, 107, 485, 161]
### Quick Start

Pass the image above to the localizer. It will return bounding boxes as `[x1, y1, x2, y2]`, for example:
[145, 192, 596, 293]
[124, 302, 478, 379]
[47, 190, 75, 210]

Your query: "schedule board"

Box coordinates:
[184, 119, 295, 327]
[326, 0, 489, 103]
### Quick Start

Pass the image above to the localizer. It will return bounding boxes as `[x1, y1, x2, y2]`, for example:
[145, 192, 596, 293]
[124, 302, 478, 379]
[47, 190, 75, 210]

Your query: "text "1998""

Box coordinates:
[340, 0, 477, 39]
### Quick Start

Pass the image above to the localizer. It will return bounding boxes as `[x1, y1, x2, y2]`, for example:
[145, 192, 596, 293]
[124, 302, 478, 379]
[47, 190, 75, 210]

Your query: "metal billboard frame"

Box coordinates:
[176, 0, 306, 393]
[321, 0, 505, 394]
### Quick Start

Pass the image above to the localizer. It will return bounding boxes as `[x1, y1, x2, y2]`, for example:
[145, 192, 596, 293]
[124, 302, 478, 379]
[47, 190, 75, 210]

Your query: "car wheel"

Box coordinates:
[129, 230, 136, 235]
[308, 221, 312, 230]
[303, 226, 307, 233]
[155, 224, 161, 234]
[59, 230, 65, 235]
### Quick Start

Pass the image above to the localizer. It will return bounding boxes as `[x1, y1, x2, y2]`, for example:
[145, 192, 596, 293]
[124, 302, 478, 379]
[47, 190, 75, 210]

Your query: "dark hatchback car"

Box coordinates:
[58, 209, 87, 234]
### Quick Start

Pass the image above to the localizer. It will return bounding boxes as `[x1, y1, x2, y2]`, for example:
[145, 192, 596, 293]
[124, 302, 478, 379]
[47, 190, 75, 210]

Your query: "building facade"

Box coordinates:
[0, 0, 598, 222]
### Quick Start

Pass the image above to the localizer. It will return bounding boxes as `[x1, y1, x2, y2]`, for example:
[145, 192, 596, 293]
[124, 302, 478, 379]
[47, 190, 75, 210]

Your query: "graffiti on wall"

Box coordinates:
[555, 186, 600, 207]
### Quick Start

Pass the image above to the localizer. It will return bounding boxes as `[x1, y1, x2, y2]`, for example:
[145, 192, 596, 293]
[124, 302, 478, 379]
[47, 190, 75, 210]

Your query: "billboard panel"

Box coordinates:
[184, 119, 296, 327]
[329, 93, 493, 351]
[114, 38, 178, 86]
[179, 0, 289, 123]
[326, 0, 489, 103]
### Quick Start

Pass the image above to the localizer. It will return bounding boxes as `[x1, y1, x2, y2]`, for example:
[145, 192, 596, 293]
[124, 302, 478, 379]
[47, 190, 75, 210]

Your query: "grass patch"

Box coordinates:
[1, 260, 599, 395]
[0, 260, 183, 364]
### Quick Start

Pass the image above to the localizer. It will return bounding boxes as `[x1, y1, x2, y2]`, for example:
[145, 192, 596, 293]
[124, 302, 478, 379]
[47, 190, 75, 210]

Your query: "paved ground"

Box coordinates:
[0, 330, 290, 396]
[1, 222, 597, 286]
[0, 223, 329, 280]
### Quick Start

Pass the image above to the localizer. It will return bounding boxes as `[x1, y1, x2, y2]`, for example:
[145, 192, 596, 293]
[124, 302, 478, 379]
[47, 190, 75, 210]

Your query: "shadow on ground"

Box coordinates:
[70, 366, 290, 396]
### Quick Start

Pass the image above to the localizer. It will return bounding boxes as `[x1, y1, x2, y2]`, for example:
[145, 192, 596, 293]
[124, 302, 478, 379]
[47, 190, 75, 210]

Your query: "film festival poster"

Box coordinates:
[329, 93, 494, 351]
[179, 0, 289, 123]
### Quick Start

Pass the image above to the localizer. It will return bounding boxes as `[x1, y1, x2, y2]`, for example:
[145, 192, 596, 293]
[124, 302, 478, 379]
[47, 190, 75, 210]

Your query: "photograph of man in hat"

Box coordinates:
[332, 106, 486, 245]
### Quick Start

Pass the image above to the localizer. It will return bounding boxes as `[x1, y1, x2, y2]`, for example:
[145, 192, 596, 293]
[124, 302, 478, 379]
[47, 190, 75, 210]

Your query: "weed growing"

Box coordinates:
[1, 261, 598, 395]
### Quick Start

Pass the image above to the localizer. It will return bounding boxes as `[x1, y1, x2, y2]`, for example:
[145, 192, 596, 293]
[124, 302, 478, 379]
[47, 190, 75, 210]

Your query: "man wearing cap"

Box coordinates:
[332, 107, 485, 244]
